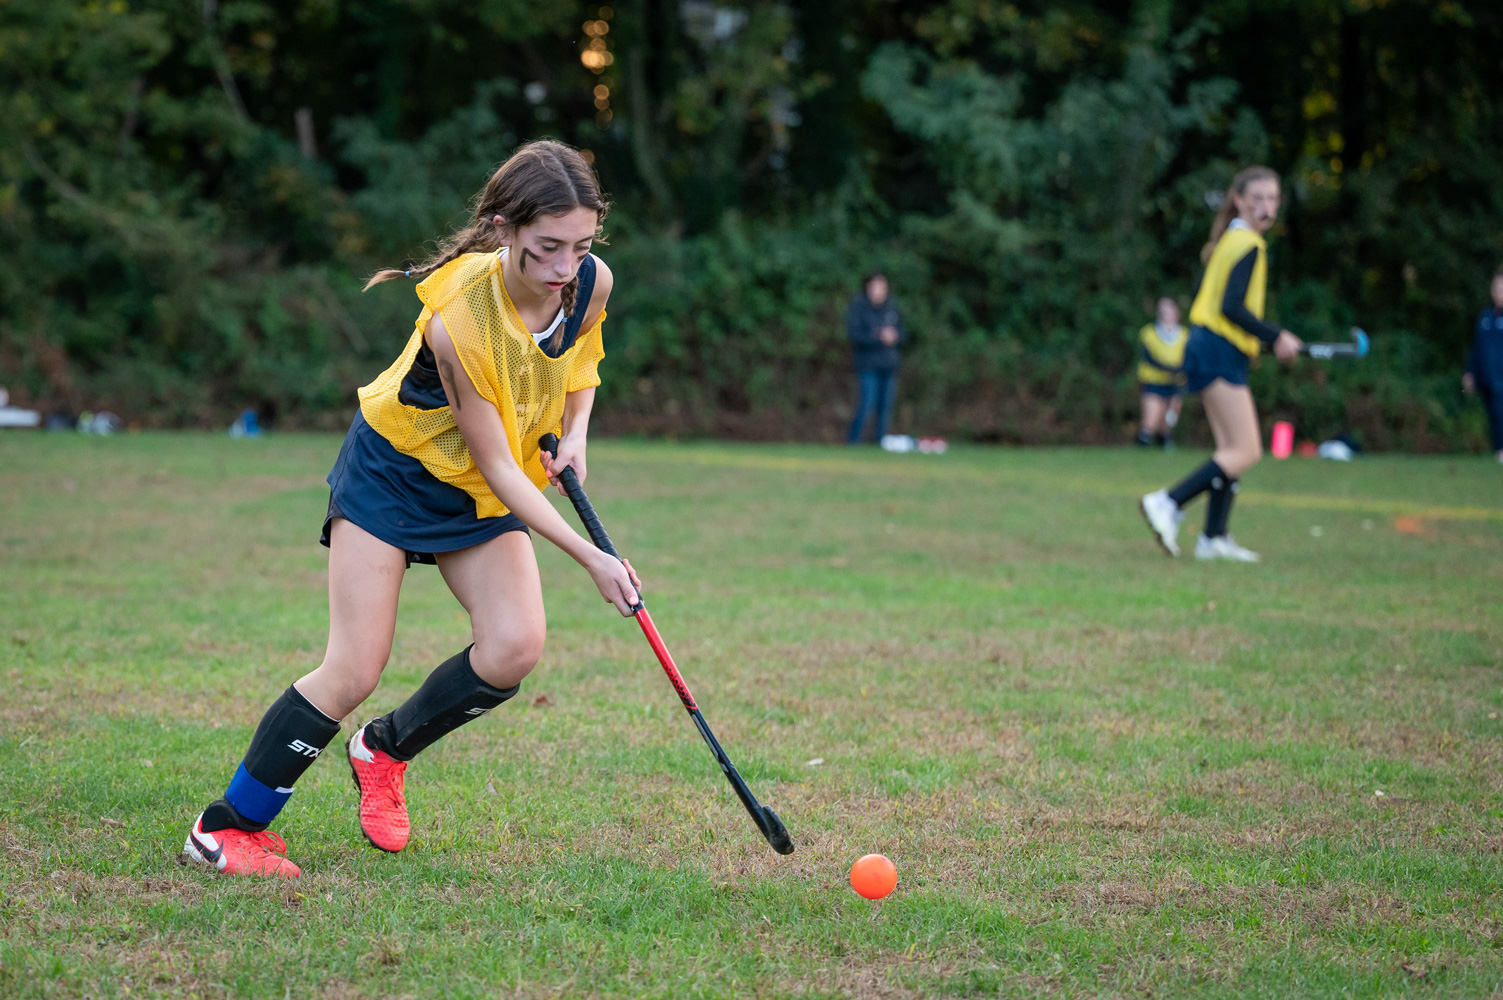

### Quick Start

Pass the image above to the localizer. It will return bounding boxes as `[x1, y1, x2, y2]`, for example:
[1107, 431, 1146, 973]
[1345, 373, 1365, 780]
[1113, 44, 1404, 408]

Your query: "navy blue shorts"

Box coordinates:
[1140, 381, 1183, 399]
[1182, 326, 1251, 394]
[321, 410, 526, 566]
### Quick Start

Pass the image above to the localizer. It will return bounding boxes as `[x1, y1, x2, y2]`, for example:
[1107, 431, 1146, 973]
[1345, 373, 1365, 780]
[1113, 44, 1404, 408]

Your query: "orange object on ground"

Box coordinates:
[1393, 516, 1433, 538]
[183, 816, 301, 878]
[850, 853, 898, 899]
[348, 727, 411, 852]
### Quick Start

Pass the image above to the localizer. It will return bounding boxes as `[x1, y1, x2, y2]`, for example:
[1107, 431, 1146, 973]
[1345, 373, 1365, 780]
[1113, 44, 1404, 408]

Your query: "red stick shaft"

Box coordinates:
[634, 608, 698, 711]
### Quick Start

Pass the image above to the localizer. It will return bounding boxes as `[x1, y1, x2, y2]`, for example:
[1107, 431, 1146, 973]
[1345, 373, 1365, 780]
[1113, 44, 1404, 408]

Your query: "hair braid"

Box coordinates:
[363, 140, 608, 293]
[362, 217, 507, 291]
[548, 276, 582, 353]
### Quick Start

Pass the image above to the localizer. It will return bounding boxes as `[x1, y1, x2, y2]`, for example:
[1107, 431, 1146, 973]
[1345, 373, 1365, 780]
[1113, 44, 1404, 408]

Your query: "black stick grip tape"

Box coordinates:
[539, 433, 620, 558]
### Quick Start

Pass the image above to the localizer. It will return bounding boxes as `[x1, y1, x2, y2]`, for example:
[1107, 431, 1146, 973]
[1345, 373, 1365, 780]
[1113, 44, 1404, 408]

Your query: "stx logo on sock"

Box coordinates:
[286, 739, 323, 758]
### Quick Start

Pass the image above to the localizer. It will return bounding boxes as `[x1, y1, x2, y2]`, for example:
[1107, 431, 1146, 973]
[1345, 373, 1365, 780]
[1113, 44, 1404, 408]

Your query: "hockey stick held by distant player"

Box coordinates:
[1300, 327, 1369, 359]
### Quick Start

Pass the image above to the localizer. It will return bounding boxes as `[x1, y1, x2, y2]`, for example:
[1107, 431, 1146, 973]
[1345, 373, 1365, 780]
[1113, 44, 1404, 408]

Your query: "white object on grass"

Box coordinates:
[1194, 534, 1260, 562]
[880, 434, 915, 453]
[1317, 440, 1354, 461]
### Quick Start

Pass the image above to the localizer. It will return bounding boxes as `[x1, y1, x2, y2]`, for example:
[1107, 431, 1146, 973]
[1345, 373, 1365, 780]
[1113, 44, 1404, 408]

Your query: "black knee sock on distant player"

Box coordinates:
[364, 646, 519, 762]
[1204, 476, 1239, 538]
[1168, 459, 1227, 508]
[1136, 429, 1154, 447]
[201, 686, 342, 833]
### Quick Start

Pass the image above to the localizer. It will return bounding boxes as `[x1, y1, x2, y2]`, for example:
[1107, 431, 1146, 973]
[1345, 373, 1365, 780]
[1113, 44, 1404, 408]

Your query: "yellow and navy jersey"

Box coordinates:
[358, 252, 606, 519]
[1189, 222, 1282, 358]
[1137, 322, 1188, 386]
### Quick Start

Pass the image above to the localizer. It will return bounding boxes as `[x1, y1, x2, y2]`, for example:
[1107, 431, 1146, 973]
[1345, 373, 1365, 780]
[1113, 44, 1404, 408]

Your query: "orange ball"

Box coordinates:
[849, 853, 897, 899]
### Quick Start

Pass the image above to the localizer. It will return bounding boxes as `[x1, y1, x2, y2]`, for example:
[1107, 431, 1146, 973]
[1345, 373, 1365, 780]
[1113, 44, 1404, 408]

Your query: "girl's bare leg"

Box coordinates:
[1140, 393, 1168, 436]
[295, 517, 407, 719]
[1201, 379, 1262, 477]
[436, 529, 547, 689]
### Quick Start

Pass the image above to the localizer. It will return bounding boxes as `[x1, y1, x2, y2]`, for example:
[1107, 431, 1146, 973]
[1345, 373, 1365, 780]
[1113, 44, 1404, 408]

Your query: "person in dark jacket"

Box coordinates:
[1462, 270, 1503, 463]
[846, 271, 906, 444]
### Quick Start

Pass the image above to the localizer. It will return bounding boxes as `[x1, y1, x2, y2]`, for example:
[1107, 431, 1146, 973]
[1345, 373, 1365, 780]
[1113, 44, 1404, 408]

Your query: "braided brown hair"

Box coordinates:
[364, 140, 609, 350]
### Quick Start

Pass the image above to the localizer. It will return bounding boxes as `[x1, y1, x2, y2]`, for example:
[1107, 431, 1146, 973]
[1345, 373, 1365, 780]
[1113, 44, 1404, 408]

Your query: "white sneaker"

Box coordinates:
[1194, 534, 1260, 562]
[1139, 489, 1183, 557]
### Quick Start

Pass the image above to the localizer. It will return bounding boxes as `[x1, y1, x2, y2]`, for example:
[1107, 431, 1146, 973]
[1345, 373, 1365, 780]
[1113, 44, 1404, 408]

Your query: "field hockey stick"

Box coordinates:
[1300, 327, 1370, 359]
[539, 434, 795, 855]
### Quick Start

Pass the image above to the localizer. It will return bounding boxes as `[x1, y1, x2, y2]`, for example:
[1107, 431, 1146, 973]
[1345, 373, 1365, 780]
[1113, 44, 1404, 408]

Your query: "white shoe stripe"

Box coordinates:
[349, 726, 376, 763]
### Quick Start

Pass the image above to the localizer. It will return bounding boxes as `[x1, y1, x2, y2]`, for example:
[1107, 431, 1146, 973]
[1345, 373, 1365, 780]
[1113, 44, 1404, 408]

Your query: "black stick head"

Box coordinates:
[760, 806, 795, 855]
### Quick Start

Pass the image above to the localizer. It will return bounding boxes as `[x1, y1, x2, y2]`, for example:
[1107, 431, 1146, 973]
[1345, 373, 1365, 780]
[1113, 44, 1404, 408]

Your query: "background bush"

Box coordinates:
[3, 0, 1501, 450]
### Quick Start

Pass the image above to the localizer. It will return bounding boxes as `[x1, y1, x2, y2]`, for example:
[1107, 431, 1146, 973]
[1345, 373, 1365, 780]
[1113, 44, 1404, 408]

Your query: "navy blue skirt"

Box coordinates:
[321, 410, 526, 566]
[1182, 325, 1251, 394]
[1140, 381, 1183, 399]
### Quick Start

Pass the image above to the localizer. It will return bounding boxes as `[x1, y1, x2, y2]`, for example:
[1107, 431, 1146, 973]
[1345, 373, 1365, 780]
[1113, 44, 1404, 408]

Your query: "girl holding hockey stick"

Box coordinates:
[1140, 166, 1303, 562]
[183, 140, 640, 877]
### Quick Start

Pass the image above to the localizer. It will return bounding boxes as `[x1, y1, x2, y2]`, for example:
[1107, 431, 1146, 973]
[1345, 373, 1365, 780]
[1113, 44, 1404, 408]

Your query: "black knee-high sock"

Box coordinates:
[201, 686, 342, 833]
[364, 646, 519, 762]
[1204, 476, 1239, 538]
[1168, 459, 1227, 508]
[1136, 429, 1154, 447]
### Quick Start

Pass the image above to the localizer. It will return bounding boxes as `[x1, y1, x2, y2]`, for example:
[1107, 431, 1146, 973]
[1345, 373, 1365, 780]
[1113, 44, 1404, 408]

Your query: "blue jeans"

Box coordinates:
[848, 369, 898, 444]
[1482, 384, 1503, 452]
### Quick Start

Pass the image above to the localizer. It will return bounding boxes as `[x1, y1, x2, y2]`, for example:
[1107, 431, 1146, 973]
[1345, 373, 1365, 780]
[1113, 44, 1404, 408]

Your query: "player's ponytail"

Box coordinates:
[364, 139, 609, 314]
[1203, 165, 1279, 263]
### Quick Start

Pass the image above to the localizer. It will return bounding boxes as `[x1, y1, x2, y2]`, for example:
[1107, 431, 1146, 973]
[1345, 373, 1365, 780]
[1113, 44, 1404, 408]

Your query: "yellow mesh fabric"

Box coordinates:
[358, 252, 606, 518]
[1136, 322, 1188, 385]
[1189, 227, 1268, 358]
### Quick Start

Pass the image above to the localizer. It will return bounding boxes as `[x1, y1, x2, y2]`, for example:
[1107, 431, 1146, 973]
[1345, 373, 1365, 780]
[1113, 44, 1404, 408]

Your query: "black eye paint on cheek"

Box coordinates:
[520, 247, 542, 274]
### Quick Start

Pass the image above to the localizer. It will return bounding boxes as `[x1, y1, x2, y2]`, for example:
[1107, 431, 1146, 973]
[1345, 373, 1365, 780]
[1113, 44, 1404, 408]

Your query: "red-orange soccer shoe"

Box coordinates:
[183, 814, 301, 878]
[348, 724, 410, 852]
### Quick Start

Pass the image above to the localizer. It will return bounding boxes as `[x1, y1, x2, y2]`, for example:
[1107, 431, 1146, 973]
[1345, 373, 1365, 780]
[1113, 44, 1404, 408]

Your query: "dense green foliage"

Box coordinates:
[3, 0, 1502, 447]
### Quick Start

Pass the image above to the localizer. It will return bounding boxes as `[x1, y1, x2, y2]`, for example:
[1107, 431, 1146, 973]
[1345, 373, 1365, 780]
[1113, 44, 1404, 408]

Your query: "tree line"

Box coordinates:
[3, 0, 1501, 449]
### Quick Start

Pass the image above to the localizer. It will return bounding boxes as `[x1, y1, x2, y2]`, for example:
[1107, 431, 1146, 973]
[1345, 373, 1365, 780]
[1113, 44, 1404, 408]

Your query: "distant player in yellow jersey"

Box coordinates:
[1135, 297, 1188, 449]
[181, 141, 642, 878]
[1139, 166, 1303, 562]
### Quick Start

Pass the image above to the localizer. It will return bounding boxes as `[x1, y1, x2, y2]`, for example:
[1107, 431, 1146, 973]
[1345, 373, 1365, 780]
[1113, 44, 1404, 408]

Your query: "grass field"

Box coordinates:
[2, 433, 1501, 999]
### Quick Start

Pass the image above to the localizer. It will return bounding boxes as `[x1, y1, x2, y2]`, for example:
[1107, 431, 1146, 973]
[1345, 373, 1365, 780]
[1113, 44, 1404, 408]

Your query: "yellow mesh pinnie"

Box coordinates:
[359, 252, 605, 518]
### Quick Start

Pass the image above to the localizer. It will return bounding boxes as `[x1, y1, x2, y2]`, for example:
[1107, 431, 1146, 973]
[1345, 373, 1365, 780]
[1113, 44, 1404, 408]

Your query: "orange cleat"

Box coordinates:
[347, 725, 410, 853]
[183, 814, 301, 878]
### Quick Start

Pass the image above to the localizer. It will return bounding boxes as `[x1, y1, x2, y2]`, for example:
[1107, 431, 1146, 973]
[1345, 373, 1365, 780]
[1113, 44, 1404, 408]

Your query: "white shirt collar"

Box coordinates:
[1229, 218, 1254, 232]
[497, 247, 566, 345]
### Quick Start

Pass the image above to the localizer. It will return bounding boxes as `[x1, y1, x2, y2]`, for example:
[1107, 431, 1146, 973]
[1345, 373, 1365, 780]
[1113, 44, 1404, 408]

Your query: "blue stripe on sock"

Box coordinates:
[224, 762, 292, 825]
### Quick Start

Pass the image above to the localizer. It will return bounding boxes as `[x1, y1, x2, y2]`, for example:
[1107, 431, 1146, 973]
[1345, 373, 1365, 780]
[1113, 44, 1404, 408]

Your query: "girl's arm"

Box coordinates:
[542, 255, 611, 491]
[1221, 249, 1301, 360]
[427, 311, 640, 615]
[1220, 250, 1283, 346]
[543, 386, 595, 493]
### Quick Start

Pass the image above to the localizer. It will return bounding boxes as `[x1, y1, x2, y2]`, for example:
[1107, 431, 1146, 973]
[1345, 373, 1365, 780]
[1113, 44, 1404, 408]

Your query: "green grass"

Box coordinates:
[2, 432, 1501, 998]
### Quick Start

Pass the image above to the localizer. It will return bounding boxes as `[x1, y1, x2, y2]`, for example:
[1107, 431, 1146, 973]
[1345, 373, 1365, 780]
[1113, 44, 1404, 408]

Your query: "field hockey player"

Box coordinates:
[1135, 296, 1188, 449]
[182, 140, 641, 878]
[1140, 166, 1303, 562]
